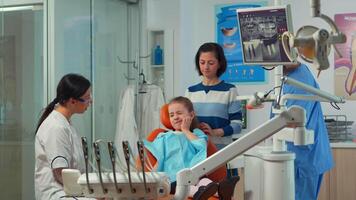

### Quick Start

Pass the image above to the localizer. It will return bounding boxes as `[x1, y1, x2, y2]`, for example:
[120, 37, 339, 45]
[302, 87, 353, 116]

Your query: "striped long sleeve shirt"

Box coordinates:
[185, 81, 242, 136]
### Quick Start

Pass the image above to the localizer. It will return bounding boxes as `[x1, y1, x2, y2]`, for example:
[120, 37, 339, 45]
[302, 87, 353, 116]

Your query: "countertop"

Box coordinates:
[227, 141, 356, 169]
[330, 142, 356, 148]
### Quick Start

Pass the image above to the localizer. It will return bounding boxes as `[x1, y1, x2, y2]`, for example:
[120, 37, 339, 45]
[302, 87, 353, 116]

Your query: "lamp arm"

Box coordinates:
[280, 94, 338, 106]
[281, 76, 345, 103]
[172, 106, 306, 200]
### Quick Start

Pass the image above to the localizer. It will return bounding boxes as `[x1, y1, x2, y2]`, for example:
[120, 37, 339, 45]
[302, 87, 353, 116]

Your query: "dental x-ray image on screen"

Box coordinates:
[236, 5, 294, 65]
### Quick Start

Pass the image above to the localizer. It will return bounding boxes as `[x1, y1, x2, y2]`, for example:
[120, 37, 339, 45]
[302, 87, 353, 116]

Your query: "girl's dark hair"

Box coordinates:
[35, 73, 91, 133]
[195, 42, 227, 77]
[169, 96, 200, 131]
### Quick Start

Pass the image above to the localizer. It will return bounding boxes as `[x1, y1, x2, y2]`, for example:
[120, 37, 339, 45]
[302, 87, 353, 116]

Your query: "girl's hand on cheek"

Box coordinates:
[181, 116, 192, 132]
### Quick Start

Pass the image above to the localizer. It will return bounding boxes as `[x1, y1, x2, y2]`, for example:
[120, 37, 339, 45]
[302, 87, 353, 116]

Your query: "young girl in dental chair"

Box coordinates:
[140, 96, 238, 199]
[143, 96, 208, 187]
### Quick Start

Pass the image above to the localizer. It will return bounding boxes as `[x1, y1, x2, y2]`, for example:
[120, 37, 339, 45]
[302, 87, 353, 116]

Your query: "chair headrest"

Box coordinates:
[160, 104, 173, 129]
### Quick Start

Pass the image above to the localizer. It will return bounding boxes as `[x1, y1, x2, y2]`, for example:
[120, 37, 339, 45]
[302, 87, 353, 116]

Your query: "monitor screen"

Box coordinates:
[236, 5, 294, 65]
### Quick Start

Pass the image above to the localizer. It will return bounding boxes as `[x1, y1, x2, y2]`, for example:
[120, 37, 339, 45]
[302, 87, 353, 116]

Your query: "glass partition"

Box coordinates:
[91, 0, 130, 146]
[49, 0, 92, 144]
[0, 0, 140, 198]
[0, 4, 43, 199]
[49, 0, 138, 168]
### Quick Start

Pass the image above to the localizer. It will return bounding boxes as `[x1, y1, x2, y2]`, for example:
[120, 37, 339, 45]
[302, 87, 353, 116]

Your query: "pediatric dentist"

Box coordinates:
[185, 42, 243, 149]
[276, 62, 333, 200]
[34, 73, 92, 200]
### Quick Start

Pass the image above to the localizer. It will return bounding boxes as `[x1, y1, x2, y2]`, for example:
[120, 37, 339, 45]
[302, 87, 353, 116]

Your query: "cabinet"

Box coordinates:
[147, 29, 174, 100]
[232, 146, 356, 200]
[318, 147, 356, 200]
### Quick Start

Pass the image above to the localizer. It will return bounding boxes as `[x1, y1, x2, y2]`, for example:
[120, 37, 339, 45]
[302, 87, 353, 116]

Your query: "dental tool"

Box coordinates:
[93, 141, 107, 194]
[81, 137, 93, 194]
[108, 141, 121, 194]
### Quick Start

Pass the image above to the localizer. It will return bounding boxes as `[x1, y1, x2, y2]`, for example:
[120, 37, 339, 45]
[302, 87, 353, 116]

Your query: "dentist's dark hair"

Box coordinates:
[195, 42, 227, 77]
[35, 73, 91, 133]
[168, 96, 200, 131]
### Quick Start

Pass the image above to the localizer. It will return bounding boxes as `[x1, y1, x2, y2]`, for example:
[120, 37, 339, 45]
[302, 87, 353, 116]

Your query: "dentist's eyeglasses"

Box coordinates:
[77, 95, 92, 104]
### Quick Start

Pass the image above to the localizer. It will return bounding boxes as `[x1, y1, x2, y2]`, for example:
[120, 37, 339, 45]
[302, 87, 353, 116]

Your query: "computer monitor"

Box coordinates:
[236, 5, 294, 65]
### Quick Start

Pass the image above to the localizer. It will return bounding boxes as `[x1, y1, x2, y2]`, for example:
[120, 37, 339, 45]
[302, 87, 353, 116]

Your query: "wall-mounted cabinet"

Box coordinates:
[147, 29, 174, 100]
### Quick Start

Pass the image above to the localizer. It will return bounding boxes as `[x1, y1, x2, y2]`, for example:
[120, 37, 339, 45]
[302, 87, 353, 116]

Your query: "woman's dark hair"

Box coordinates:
[35, 73, 91, 133]
[169, 96, 200, 131]
[195, 42, 227, 77]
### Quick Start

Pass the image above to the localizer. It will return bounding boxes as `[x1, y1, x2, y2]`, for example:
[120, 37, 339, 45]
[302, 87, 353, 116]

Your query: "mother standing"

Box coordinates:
[185, 42, 242, 148]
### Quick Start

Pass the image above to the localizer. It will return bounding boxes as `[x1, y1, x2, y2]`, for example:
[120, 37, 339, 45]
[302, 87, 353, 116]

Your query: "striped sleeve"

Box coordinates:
[184, 89, 190, 99]
[223, 87, 242, 136]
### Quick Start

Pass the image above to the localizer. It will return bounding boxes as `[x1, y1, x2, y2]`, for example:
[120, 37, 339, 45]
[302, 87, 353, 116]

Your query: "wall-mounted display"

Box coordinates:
[236, 5, 293, 65]
[215, 2, 268, 84]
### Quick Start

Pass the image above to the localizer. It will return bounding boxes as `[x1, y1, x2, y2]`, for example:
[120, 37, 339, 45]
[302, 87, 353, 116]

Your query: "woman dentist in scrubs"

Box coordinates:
[34, 73, 92, 200]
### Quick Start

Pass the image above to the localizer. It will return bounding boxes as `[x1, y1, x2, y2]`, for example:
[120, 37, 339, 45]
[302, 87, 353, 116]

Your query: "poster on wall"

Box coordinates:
[215, 2, 268, 84]
[334, 13, 356, 100]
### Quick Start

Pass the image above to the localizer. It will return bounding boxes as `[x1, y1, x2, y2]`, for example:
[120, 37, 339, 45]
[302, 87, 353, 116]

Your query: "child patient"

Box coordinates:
[143, 96, 208, 184]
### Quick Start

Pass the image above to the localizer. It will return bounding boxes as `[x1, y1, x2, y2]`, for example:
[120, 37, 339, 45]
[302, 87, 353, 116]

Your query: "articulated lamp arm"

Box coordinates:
[281, 76, 345, 104]
[172, 106, 307, 200]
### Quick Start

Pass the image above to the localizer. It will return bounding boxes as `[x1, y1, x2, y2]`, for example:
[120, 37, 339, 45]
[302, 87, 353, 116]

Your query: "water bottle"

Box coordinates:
[153, 45, 163, 65]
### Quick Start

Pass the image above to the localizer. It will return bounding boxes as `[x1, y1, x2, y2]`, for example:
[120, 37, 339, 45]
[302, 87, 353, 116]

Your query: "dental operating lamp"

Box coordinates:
[281, 0, 346, 76]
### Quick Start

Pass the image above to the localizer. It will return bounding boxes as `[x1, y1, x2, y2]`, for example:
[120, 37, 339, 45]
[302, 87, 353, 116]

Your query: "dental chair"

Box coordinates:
[138, 104, 239, 200]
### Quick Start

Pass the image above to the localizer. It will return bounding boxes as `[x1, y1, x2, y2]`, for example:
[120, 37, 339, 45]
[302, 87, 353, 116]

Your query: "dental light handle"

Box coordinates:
[281, 32, 297, 62]
[317, 13, 345, 58]
[281, 31, 312, 62]
[312, 29, 329, 71]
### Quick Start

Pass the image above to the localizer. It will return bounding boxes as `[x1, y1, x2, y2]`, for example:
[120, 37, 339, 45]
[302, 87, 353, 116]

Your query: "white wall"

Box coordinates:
[143, 0, 180, 97]
[146, 0, 356, 133]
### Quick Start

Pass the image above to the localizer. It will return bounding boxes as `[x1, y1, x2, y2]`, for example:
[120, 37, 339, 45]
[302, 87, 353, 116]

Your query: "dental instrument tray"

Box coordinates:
[324, 115, 354, 142]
